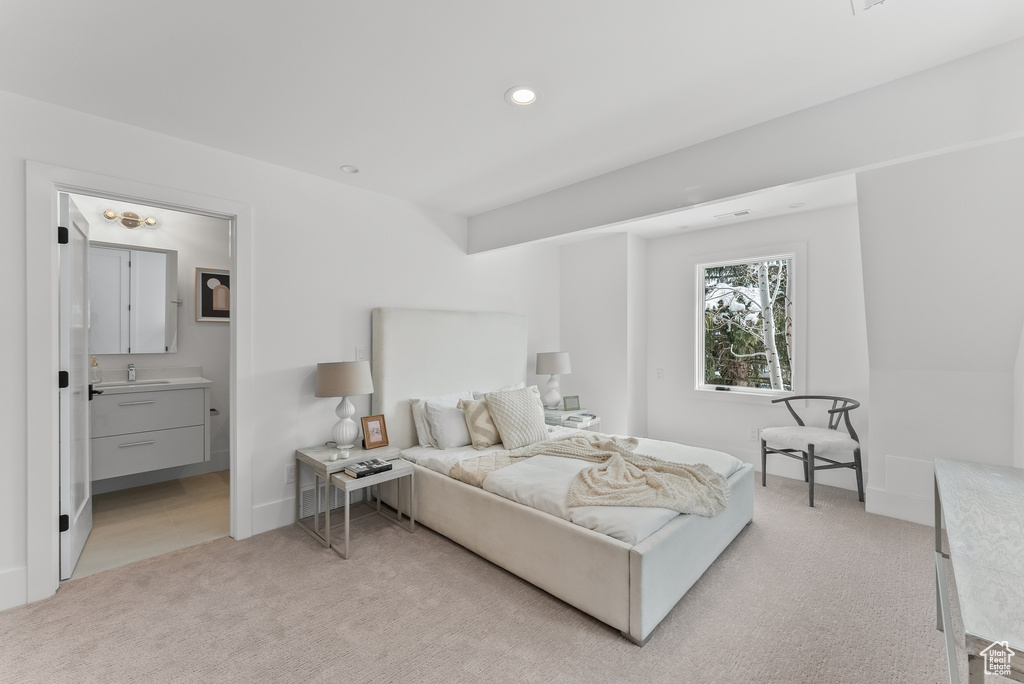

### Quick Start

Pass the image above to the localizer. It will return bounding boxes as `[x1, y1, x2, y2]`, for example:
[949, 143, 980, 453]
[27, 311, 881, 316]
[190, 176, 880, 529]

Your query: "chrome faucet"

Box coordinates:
[128, 363, 136, 382]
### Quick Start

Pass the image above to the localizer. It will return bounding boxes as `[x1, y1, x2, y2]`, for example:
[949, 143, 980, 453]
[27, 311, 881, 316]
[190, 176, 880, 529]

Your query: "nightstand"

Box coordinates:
[294, 443, 404, 557]
[330, 458, 415, 559]
[544, 409, 601, 432]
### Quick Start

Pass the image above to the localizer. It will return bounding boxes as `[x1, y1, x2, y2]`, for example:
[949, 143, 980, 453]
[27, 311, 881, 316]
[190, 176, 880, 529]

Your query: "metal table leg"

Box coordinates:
[343, 487, 350, 560]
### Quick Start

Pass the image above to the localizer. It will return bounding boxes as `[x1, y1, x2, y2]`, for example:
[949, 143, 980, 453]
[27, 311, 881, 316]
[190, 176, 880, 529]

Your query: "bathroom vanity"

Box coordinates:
[91, 374, 213, 481]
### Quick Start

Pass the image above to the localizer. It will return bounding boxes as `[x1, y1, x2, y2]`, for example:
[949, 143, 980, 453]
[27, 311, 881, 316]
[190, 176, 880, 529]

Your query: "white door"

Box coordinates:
[59, 193, 92, 580]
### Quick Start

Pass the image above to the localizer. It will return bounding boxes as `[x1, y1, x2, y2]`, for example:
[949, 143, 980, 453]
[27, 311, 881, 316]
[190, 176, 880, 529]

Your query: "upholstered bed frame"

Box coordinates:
[371, 307, 754, 645]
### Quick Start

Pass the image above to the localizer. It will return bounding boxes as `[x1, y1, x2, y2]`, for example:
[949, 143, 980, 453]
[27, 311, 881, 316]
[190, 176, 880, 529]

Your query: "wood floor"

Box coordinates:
[70, 470, 230, 580]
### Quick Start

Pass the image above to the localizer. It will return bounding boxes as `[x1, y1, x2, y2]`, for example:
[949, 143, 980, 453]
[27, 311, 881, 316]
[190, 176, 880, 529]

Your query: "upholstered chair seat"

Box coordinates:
[760, 395, 863, 507]
[759, 426, 859, 455]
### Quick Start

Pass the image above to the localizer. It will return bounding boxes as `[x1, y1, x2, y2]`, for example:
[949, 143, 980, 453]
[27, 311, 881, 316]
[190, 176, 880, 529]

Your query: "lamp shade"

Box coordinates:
[536, 352, 571, 375]
[315, 361, 374, 397]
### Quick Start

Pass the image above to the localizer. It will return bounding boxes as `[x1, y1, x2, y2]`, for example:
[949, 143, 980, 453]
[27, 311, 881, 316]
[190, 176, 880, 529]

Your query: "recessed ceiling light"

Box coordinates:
[340, 165, 360, 174]
[788, 203, 806, 209]
[714, 210, 751, 219]
[504, 85, 538, 106]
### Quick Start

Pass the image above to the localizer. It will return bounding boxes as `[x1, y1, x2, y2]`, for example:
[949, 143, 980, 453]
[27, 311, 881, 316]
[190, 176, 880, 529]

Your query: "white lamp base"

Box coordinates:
[541, 374, 562, 410]
[332, 396, 360, 449]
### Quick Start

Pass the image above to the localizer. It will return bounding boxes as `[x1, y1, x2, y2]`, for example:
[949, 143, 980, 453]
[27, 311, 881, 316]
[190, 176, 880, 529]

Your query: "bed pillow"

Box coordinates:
[409, 399, 433, 447]
[485, 385, 548, 450]
[458, 398, 500, 450]
[410, 391, 472, 447]
[425, 398, 474, 450]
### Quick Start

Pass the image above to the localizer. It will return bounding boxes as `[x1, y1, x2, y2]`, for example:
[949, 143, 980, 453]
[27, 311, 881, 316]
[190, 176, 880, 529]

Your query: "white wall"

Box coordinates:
[0, 89, 560, 610]
[626, 234, 648, 437]
[857, 138, 1024, 523]
[557, 233, 649, 435]
[85, 204, 232, 487]
[1015, 319, 1024, 470]
[646, 205, 870, 485]
[559, 235, 629, 433]
[468, 38, 1024, 251]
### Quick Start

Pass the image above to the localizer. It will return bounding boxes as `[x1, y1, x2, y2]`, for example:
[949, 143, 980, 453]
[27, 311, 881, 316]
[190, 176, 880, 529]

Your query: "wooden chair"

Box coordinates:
[760, 395, 863, 507]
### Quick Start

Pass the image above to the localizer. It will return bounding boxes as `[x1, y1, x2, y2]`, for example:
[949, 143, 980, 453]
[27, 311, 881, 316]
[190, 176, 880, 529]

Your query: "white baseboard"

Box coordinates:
[0, 566, 27, 612]
[252, 498, 295, 536]
[746, 455, 858, 491]
[866, 486, 933, 526]
[252, 487, 371, 537]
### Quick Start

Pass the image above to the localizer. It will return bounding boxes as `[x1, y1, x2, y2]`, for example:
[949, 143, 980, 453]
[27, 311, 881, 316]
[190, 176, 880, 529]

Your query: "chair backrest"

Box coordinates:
[771, 395, 861, 442]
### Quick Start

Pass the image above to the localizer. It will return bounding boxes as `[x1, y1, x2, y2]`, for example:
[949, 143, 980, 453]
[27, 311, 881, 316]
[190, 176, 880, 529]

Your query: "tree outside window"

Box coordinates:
[700, 256, 793, 391]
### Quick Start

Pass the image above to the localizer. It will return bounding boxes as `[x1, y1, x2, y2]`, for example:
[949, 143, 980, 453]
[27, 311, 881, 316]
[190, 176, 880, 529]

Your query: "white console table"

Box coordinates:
[934, 458, 1024, 683]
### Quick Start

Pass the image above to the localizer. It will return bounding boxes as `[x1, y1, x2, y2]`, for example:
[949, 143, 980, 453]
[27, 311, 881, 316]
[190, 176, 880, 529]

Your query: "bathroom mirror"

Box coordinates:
[89, 242, 178, 354]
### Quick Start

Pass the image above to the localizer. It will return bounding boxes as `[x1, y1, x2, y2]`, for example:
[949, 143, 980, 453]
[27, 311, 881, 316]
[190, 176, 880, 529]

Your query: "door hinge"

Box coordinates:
[59, 514, 69, 532]
[58, 371, 69, 388]
[57, 226, 68, 244]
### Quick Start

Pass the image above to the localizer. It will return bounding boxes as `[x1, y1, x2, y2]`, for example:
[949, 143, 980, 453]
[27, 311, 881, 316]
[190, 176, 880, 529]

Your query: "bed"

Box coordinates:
[370, 307, 754, 645]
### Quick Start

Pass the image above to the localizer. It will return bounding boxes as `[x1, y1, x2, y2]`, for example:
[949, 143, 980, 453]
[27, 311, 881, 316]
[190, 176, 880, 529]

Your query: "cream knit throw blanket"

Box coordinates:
[501, 432, 729, 518]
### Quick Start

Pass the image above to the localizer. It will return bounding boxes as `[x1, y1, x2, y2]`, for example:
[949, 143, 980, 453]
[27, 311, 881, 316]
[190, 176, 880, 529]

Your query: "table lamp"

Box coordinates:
[315, 361, 374, 449]
[536, 351, 571, 410]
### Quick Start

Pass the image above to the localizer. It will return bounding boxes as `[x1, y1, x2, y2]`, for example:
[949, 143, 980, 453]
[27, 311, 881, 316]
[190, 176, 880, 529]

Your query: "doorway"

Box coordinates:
[25, 162, 254, 603]
[68, 193, 233, 579]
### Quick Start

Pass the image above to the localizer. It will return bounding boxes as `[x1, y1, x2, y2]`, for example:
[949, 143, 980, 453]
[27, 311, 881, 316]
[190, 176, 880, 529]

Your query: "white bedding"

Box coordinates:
[401, 427, 743, 546]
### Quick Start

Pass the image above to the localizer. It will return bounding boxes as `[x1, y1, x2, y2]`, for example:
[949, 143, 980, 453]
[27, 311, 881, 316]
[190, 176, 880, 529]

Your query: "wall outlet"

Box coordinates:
[355, 346, 366, 361]
[285, 464, 296, 484]
[656, 368, 664, 380]
[750, 429, 759, 441]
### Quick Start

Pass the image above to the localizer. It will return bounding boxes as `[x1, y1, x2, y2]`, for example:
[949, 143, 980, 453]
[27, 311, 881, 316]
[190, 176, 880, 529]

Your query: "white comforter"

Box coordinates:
[401, 426, 744, 546]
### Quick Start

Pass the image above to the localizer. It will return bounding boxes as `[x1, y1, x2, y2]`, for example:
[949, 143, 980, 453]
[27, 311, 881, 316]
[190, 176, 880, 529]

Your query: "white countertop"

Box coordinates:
[94, 376, 213, 395]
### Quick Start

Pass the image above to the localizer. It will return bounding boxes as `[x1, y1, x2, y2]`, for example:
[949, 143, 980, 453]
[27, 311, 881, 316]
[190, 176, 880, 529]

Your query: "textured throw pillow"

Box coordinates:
[485, 386, 548, 450]
[425, 399, 473, 450]
[459, 398, 500, 450]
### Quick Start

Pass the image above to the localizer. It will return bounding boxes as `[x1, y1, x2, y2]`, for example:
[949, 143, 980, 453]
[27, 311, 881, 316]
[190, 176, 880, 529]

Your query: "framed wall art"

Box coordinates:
[196, 267, 230, 322]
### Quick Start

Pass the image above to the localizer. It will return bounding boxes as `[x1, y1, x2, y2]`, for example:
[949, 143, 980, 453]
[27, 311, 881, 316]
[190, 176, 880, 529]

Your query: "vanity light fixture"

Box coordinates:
[504, 85, 538, 106]
[103, 209, 157, 229]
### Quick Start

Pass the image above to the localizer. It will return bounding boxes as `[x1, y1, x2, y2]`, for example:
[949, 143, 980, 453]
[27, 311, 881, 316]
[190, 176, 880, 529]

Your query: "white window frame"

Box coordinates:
[694, 243, 806, 399]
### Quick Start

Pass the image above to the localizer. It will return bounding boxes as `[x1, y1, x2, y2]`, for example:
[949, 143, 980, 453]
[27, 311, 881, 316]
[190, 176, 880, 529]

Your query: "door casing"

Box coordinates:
[25, 161, 254, 603]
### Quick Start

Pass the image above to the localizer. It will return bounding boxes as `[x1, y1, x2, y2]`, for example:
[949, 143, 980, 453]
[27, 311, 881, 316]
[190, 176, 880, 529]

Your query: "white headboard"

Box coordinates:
[371, 307, 528, 449]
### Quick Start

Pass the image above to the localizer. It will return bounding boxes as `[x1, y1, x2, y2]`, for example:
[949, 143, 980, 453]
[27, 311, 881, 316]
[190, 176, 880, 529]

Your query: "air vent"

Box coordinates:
[299, 482, 347, 519]
[714, 210, 751, 219]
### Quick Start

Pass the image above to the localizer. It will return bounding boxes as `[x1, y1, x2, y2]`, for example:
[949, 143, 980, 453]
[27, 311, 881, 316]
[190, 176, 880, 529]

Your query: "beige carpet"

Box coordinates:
[0, 475, 996, 683]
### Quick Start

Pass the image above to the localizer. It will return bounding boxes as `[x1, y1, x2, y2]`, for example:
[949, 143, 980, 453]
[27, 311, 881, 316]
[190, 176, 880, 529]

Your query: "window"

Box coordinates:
[699, 255, 794, 393]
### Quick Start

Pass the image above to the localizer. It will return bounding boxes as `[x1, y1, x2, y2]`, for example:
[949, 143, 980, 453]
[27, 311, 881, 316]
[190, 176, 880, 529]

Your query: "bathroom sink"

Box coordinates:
[97, 380, 172, 388]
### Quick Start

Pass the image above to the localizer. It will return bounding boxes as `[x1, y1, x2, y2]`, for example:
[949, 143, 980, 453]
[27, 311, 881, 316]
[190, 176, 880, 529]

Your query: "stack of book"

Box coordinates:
[343, 458, 393, 478]
[565, 413, 597, 424]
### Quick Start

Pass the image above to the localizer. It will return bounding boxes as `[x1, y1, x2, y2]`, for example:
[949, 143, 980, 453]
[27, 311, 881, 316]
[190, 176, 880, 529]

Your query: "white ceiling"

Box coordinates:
[3, 1, 1024, 218]
[595, 175, 859, 241]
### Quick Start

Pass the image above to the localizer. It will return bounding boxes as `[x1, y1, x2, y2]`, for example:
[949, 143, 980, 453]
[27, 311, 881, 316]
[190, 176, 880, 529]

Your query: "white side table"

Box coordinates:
[294, 444, 401, 554]
[330, 458, 415, 559]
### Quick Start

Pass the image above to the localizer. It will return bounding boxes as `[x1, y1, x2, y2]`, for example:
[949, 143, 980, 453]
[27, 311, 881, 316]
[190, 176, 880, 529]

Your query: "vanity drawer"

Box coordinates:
[92, 388, 205, 437]
[92, 426, 206, 480]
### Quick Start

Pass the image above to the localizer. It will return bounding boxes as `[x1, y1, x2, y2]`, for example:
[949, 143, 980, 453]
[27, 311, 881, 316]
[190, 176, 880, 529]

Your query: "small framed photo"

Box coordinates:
[361, 414, 389, 449]
[562, 395, 581, 411]
[196, 267, 230, 322]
